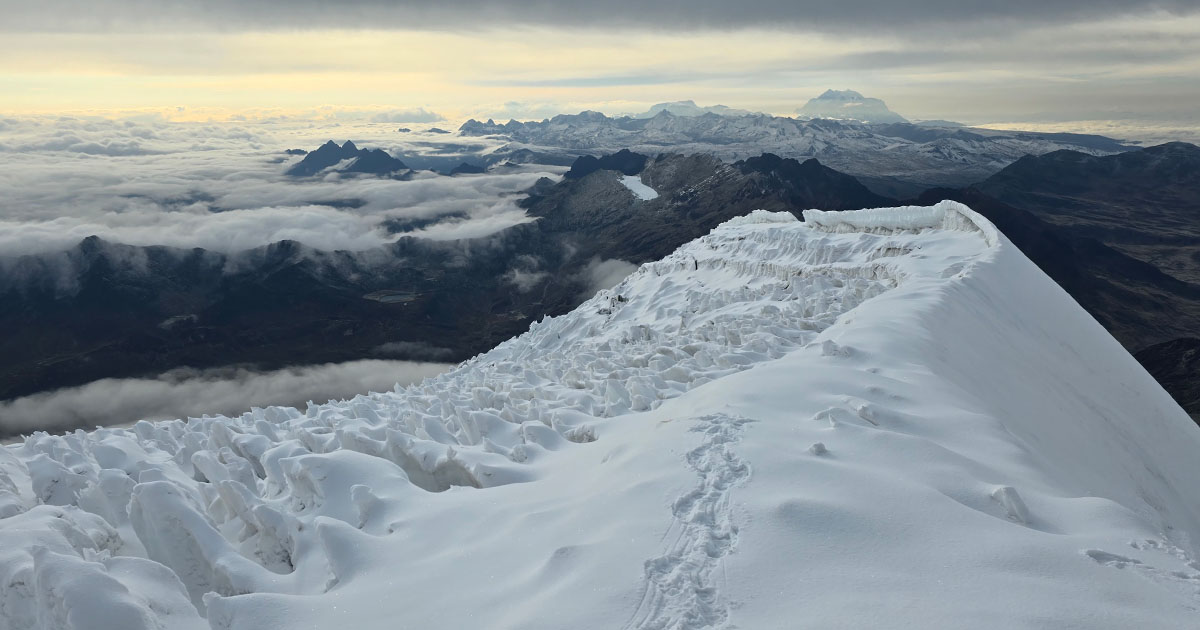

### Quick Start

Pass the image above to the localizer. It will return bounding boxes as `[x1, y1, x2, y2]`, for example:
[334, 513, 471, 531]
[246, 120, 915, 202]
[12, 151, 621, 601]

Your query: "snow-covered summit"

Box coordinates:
[3, 201, 1199, 628]
[461, 110, 1128, 188]
[797, 88, 908, 124]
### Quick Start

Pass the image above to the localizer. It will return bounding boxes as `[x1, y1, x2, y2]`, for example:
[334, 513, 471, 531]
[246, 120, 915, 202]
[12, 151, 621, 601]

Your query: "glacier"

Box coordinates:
[2, 201, 1199, 629]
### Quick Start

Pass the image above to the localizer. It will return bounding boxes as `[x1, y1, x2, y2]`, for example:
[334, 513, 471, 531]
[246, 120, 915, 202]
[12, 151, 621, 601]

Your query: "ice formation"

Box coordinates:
[2, 200, 1198, 629]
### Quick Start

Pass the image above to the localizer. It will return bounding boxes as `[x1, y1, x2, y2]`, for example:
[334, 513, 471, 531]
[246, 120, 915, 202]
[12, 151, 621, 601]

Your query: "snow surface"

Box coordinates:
[3, 200, 1200, 628]
[619, 174, 659, 200]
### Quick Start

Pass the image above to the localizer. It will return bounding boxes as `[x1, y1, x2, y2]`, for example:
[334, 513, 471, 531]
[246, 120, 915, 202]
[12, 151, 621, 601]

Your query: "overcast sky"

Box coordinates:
[2, 1, 1199, 132]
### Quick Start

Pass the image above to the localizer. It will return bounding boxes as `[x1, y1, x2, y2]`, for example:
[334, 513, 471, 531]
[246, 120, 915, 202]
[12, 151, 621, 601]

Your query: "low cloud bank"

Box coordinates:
[0, 359, 452, 438]
[369, 108, 445, 123]
[582, 257, 638, 295]
[0, 116, 550, 257]
[372, 341, 458, 361]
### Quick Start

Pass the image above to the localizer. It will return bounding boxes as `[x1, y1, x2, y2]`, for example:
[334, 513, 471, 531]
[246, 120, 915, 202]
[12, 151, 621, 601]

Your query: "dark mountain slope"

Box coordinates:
[916, 188, 1200, 352]
[525, 152, 894, 262]
[922, 144, 1200, 418]
[1135, 338, 1200, 420]
[977, 142, 1200, 284]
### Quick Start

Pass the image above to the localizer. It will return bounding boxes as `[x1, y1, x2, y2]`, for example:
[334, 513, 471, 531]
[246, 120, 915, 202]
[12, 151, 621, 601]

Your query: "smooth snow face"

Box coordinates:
[619, 174, 659, 200]
[2, 201, 1200, 629]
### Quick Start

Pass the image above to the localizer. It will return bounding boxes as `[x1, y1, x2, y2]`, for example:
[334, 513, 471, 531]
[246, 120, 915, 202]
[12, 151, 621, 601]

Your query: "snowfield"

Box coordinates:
[619, 174, 660, 200]
[3, 201, 1200, 629]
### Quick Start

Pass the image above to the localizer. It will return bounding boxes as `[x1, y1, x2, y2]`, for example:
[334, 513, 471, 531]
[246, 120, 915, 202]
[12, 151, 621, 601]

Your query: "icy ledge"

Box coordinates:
[2, 201, 1199, 629]
[803, 200, 1000, 247]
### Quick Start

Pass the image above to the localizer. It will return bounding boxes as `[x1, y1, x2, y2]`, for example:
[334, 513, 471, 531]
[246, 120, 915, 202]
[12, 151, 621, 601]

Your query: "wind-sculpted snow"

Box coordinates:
[3, 201, 1199, 629]
[803, 203, 999, 247]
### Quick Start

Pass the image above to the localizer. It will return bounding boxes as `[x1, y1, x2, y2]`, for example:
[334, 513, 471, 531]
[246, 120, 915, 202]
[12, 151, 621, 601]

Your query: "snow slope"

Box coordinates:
[3, 201, 1200, 629]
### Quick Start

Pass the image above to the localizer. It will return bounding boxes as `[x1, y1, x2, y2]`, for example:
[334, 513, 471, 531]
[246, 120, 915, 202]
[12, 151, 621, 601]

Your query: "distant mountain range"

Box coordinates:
[461, 109, 1135, 192]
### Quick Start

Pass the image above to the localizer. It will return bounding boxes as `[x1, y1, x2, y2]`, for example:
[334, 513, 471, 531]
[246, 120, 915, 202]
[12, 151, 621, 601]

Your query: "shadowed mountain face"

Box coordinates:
[918, 143, 1200, 418]
[976, 142, 1200, 284]
[286, 140, 409, 177]
[564, 149, 648, 179]
[524, 152, 893, 262]
[1149, 350, 1200, 419]
[734, 153, 893, 210]
[915, 188, 1200, 351]
[449, 162, 486, 175]
[1136, 338, 1200, 421]
[0, 152, 893, 402]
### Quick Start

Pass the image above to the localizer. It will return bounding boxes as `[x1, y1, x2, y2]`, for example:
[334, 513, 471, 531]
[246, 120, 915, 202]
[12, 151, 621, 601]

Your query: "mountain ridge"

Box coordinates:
[286, 140, 409, 177]
[461, 109, 1136, 189]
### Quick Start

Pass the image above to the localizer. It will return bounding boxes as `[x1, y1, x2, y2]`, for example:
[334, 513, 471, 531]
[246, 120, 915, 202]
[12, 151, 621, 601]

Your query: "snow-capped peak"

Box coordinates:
[816, 89, 866, 100]
[798, 89, 908, 124]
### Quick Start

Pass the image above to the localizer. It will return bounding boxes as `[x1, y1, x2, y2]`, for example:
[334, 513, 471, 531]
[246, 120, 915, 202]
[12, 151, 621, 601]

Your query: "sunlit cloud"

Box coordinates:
[1, 12, 1198, 132]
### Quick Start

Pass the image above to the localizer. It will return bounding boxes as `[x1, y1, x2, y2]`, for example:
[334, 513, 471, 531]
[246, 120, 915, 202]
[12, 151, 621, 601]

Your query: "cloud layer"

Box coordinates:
[3, 13, 1198, 133]
[4, 1, 1195, 32]
[0, 116, 558, 257]
[0, 359, 452, 438]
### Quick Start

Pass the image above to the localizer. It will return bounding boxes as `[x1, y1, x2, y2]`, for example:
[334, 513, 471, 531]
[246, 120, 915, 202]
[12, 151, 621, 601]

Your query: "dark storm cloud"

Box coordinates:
[2, 0, 1196, 32]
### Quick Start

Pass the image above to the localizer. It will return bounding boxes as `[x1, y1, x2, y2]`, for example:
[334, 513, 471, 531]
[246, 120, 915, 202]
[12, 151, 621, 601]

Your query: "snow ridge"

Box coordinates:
[803, 201, 999, 247]
[0, 204, 977, 628]
[4, 200, 1198, 628]
[1, 204, 963, 627]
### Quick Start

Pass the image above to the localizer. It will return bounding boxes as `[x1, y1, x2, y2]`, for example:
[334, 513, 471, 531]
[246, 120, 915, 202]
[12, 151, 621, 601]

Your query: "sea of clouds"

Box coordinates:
[0, 114, 558, 257]
[0, 112, 589, 434]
